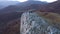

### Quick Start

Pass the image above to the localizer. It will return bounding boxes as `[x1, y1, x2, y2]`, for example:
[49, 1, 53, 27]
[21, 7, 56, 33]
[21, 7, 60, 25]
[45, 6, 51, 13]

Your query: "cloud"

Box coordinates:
[40, 0, 57, 3]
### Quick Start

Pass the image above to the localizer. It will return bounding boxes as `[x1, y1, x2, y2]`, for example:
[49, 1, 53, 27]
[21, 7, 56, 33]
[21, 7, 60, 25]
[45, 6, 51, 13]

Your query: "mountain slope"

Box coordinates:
[42, 1, 60, 14]
[1, 18, 20, 34]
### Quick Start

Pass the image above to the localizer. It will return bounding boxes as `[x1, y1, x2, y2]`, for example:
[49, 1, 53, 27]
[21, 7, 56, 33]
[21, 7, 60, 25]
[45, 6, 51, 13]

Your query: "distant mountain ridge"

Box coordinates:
[41, 1, 60, 14]
[0, 1, 20, 9]
[0, 1, 48, 14]
[17, 1, 48, 6]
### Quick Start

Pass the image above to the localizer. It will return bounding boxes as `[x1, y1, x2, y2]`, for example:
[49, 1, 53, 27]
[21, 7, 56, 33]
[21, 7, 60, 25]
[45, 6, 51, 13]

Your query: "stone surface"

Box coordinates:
[20, 12, 60, 34]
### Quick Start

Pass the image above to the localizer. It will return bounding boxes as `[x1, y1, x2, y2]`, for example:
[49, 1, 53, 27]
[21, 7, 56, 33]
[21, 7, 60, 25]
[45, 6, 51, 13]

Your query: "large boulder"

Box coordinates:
[20, 12, 60, 34]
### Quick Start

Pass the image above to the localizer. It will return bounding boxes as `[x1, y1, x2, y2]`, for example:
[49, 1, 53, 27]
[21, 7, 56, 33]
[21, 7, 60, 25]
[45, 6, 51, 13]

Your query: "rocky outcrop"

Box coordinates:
[20, 12, 60, 34]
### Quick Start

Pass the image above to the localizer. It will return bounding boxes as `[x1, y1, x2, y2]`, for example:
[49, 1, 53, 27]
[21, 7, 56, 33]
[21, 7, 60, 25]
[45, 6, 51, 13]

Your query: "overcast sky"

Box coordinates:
[0, 0, 57, 1]
[0, 0, 57, 3]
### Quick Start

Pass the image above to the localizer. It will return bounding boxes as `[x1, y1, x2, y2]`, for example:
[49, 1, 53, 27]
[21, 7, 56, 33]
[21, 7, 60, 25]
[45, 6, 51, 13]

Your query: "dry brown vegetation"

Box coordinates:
[2, 18, 20, 34]
[37, 11, 60, 29]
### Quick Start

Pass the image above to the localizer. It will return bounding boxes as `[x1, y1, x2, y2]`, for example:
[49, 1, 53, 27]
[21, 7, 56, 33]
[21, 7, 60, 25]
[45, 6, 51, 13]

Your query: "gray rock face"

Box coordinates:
[20, 12, 60, 34]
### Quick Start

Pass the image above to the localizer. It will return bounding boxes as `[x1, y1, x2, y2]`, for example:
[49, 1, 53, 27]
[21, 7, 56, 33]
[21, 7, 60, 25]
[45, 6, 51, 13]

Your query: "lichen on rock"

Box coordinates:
[20, 12, 60, 34]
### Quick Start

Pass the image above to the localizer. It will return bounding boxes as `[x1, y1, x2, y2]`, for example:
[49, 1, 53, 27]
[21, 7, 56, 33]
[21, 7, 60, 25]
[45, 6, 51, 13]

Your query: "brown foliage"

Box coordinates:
[2, 19, 20, 34]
